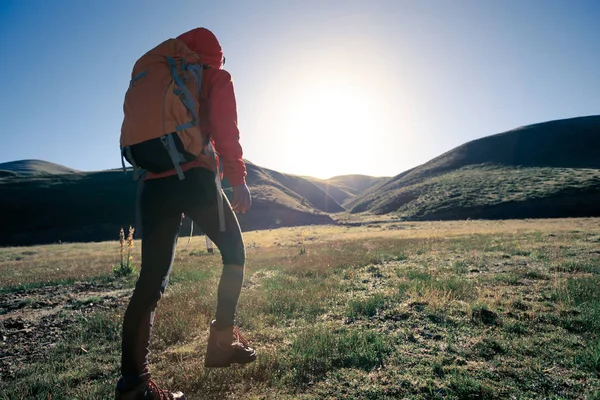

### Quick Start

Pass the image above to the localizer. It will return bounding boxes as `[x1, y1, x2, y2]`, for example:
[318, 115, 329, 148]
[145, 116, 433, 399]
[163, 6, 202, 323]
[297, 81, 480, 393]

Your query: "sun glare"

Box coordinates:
[278, 81, 382, 178]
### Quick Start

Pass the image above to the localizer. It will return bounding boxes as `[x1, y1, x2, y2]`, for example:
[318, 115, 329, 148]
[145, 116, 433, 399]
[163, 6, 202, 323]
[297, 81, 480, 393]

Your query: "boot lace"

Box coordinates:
[147, 379, 172, 400]
[233, 326, 250, 347]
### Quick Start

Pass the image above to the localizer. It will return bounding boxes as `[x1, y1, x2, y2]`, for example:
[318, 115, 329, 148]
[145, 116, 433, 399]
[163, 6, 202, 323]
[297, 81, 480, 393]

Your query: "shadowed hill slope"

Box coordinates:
[245, 164, 345, 213]
[350, 115, 600, 218]
[0, 162, 341, 246]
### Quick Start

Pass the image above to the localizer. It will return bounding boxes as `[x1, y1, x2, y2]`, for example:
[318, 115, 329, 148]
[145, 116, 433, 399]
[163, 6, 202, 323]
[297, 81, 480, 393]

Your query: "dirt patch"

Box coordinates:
[0, 280, 131, 380]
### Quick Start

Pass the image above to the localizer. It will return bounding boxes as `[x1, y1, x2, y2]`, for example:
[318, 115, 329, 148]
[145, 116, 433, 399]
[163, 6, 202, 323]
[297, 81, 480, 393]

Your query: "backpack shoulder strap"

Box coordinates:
[187, 63, 203, 89]
[165, 57, 203, 132]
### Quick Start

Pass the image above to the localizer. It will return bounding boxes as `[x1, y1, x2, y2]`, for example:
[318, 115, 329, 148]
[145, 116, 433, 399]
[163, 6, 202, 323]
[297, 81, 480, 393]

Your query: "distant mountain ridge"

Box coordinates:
[303, 174, 388, 206]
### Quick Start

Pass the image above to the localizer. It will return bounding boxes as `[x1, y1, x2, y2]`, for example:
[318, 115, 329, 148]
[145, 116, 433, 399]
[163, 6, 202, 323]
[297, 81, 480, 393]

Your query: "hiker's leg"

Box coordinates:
[201, 199, 245, 327]
[183, 168, 255, 367]
[182, 169, 245, 327]
[120, 180, 181, 386]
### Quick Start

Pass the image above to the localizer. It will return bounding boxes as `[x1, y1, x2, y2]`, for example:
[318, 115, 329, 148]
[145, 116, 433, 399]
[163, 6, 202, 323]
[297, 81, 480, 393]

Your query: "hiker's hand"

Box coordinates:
[232, 184, 251, 214]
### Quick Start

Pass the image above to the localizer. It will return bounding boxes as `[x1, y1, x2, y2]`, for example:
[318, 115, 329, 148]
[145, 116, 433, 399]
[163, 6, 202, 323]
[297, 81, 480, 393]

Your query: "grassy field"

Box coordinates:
[1, 218, 599, 399]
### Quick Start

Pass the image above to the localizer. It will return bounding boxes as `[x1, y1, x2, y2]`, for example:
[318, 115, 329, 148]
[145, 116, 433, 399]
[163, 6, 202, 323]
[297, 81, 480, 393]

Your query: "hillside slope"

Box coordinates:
[350, 115, 600, 219]
[305, 174, 389, 205]
[327, 175, 390, 195]
[0, 162, 341, 246]
[0, 159, 79, 176]
[246, 165, 345, 213]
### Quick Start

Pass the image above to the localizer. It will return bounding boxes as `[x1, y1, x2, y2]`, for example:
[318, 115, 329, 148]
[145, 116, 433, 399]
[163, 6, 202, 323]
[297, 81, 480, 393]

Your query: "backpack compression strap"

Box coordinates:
[160, 134, 186, 180]
[122, 146, 142, 181]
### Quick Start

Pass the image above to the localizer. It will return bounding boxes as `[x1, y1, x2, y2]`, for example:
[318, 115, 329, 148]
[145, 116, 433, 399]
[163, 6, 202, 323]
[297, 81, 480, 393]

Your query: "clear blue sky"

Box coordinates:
[1, 0, 599, 178]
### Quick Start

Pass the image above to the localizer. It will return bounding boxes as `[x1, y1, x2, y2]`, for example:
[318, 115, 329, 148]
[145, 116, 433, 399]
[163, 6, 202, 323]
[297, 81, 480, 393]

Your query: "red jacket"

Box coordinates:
[146, 28, 247, 186]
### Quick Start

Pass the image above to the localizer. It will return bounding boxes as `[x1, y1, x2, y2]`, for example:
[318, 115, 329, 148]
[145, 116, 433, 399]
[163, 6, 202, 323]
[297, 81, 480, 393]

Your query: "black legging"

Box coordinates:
[120, 167, 245, 379]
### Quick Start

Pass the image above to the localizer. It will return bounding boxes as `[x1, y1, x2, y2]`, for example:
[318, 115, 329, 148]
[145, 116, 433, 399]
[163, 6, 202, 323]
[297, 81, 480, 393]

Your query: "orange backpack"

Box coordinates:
[120, 39, 208, 180]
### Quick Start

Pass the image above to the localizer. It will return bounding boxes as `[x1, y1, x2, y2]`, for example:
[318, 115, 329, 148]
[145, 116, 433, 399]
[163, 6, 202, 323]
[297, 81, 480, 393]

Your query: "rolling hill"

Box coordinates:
[246, 164, 345, 213]
[0, 159, 79, 177]
[0, 160, 378, 246]
[349, 115, 600, 219]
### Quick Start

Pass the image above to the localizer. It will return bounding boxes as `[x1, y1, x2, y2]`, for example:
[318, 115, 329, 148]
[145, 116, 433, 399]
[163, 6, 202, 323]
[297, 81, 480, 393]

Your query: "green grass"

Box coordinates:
[553, 260, 600, 274]
[347, 293, 387, 319]
[281, 326, 391, 387]
[0, 277, 77, 294]
[1, 219, 600, 399]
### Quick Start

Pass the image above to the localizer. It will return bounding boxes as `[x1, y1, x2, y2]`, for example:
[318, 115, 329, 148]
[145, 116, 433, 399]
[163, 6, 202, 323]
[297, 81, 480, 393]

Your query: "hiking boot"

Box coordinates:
[115, 378, 185, 400]
[204, 320, 257, 367]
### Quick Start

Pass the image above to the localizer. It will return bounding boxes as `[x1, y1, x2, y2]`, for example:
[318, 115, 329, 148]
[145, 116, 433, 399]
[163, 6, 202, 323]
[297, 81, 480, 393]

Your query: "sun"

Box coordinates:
[277, 80, 381, 178]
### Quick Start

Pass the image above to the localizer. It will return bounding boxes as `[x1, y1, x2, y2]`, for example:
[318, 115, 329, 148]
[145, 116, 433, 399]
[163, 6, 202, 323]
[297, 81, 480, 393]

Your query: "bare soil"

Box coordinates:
[0, 280, 131, 380]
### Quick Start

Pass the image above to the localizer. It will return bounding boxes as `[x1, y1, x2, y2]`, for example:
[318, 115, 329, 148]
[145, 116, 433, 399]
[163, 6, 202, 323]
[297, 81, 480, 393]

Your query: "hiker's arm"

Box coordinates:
[209, 70, 247, 186]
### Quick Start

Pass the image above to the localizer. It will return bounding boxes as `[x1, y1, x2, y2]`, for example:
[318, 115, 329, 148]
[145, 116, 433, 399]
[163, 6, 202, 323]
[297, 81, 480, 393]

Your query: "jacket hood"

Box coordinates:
[176, 27, 224, 69]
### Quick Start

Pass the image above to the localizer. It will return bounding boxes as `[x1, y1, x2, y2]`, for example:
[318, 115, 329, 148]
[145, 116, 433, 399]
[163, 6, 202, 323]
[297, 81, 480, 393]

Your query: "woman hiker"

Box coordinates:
[116, 27, 256, 400]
